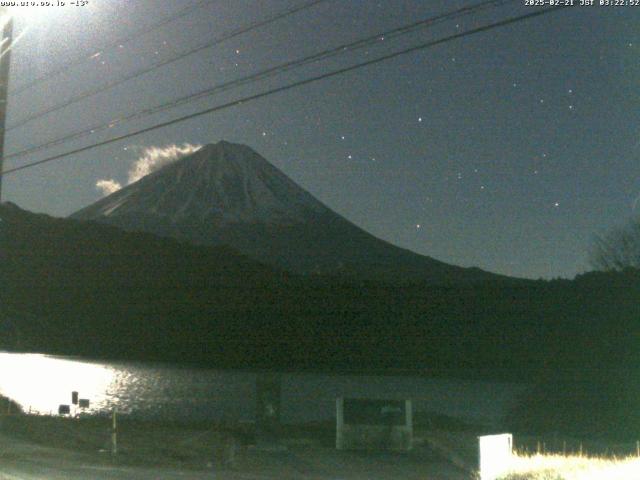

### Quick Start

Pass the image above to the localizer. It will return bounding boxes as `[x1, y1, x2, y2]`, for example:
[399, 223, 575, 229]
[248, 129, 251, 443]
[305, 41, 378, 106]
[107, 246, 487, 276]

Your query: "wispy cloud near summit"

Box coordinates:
[96, 143, 202, 197]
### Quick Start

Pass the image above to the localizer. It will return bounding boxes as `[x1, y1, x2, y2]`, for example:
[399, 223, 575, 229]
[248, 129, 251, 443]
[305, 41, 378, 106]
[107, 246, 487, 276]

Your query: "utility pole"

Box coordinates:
[0, 8, 13, 202]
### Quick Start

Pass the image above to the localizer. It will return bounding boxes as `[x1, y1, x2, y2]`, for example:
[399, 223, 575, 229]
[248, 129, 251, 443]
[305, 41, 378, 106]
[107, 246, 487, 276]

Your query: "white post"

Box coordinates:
[478, 433, 513, 480]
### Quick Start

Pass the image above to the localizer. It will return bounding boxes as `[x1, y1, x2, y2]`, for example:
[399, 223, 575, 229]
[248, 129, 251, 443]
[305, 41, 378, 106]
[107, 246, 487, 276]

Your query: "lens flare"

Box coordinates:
[5, 6, 53, 23]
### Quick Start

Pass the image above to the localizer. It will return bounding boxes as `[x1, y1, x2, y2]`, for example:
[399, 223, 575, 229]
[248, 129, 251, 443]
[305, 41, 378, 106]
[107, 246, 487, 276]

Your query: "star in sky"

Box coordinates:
[4, 0, 636, 280]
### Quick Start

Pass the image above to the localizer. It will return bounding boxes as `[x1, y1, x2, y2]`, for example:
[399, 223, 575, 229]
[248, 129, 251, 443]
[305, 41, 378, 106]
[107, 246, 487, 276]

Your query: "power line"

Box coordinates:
[0, 5, 570, 179]
[3, 0, 516, 161]
[6, 0, 331, 132]
[10, 0, 217, 96]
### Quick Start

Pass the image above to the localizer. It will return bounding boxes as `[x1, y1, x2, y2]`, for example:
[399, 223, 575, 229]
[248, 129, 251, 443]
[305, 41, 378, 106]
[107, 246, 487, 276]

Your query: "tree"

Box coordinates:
[590, 217, 640, 271]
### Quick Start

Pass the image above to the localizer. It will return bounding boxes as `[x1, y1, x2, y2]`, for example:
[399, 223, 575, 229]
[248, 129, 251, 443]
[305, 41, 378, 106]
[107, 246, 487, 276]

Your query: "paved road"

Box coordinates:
[0, 434, 470, 479]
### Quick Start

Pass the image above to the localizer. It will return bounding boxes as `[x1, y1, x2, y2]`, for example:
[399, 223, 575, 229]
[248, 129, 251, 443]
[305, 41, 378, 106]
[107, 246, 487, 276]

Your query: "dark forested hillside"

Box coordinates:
[2, 202, 638, 401]
[507, 269, 640, 440]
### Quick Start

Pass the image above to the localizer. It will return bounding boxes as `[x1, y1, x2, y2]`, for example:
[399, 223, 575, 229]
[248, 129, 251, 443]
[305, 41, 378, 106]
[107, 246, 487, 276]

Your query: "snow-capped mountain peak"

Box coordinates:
[75, 141, 327, 225]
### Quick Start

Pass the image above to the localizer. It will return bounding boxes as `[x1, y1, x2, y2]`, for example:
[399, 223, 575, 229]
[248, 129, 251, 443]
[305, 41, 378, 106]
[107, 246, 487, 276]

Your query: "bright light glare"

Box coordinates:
[0, 352, 117, 414]
[6, 7, 54, 23]
[3, 4, 77, 27]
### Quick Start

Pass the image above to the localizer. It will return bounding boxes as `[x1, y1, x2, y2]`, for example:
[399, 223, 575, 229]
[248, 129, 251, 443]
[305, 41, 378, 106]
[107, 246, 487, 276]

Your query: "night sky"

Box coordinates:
[2, 0, 638, 279]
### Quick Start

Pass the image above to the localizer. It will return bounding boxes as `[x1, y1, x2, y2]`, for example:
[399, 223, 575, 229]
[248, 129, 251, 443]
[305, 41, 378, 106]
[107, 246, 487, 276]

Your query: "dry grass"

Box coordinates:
[499, 452, 640, 480]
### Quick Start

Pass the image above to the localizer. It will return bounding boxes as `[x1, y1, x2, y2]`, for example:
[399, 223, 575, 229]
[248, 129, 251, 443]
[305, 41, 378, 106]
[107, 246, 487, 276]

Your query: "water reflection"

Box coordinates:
[0, 352, 258, 421]
[0, 352, 526, 425]
[0, 352, 117, 414]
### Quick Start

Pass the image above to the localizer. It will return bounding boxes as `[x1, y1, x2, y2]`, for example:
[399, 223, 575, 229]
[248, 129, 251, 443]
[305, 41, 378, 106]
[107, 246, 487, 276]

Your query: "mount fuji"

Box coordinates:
[72, 141, 501, 283]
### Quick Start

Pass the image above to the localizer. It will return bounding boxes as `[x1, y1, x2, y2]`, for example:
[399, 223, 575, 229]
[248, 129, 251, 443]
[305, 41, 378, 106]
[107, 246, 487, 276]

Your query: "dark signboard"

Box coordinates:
[343, 399, 406, 426]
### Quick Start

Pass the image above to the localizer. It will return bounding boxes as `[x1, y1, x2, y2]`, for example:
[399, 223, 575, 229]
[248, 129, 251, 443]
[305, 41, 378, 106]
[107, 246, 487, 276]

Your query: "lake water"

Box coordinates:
[0, 352, 527, 425]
